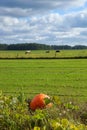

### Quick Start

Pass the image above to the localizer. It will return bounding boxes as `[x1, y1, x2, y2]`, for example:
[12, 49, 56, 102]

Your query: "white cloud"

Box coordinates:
[0, 0, 87, 45]
[0, 0, 86, 8]
[63, 9, 87, 28]
[0, 0, 87, 17]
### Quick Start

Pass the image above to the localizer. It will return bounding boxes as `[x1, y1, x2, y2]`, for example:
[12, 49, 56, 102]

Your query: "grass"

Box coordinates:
[0, 58, 87, 101]
[1, 50, 87, 129]
[0, 49, 87, 59]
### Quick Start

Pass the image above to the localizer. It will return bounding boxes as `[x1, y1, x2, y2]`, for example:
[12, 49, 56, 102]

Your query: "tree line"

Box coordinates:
[0, 43, 87, 50]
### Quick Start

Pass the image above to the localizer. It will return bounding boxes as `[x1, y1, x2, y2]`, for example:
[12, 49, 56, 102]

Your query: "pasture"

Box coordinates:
[0, 58, 87, 101]
[0, 49, 87, 59]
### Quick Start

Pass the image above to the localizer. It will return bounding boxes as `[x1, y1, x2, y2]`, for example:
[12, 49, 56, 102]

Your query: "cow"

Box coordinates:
[56, 50, 60, 53]
[25, 50, 31, 54]
[55, 50, 60, 57]
[46, 50, 50, 53]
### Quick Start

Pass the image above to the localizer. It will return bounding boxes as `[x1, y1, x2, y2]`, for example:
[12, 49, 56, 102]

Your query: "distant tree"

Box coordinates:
[0, 43, 87, 50]
[51, 45, 72, 50]
[72, 45, 87, 50]
[0, 44, 8, 50]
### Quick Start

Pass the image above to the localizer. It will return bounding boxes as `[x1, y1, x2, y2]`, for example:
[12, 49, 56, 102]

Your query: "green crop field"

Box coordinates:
[0, 58, 87, 101]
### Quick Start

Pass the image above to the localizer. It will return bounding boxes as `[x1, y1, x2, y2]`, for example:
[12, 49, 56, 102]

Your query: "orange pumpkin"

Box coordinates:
[30, 93, 52, 110]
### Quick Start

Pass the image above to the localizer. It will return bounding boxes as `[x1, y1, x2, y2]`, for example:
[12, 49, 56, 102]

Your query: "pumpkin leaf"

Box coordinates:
[34, 127, 40, 130]
[44, 98, 51, 105]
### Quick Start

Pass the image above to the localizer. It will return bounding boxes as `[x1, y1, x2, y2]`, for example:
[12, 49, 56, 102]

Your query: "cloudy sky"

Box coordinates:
[0, 0, 87, 45]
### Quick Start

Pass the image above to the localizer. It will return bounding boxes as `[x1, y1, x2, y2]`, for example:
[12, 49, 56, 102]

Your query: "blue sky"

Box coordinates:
[0, 0, 87, 46]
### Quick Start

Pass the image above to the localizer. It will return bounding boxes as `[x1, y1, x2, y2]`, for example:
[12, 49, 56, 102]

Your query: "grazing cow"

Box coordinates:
[25, 50, 31, 54]
[46, 50, 50, 53]
[55, 50, 60, 57]
[56, 50, 60, 53]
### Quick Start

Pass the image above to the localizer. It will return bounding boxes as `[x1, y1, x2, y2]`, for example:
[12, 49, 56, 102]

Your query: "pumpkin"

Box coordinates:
[30, 93, 53, 110]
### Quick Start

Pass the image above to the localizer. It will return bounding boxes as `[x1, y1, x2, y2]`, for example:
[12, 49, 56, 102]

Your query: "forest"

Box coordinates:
[0, 43, 87, 50]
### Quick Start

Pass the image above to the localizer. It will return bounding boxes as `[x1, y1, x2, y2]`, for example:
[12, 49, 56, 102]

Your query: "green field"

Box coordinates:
[0, 49, 87, 59]
[0, 58, 87, 101]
